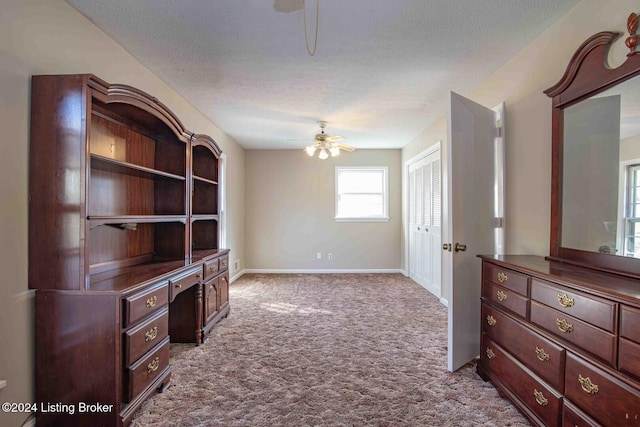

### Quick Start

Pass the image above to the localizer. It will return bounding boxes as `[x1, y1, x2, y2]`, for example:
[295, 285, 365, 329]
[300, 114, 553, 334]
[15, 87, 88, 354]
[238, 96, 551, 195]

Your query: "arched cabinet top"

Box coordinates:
[191, 133, 222, 159]
[88, 74, 194, 144]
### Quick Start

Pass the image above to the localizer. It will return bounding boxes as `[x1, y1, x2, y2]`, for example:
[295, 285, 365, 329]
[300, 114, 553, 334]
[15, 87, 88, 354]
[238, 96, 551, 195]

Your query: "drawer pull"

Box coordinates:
[147, 357, 160, 374]
[221, 259, 228, 267]
[486, 347, 496, 360]
[497, 272, 508, 283]
[578, 374, 599, 395]
[535, 347, 550, 362]
[557, 293, 575, 308]
[145, 296, 157, 308]
[145, 326, 158, 342]
[175, 284, 182, 289]
[486, 315, 497, 326]
[556, 318, 574, 333]
[496, 290, 507, 302]
[533, 389, 548, 406]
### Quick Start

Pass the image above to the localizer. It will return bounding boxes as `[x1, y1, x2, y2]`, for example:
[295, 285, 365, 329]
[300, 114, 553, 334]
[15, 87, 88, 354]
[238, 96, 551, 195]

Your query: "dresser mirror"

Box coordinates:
[545, 13, 640, 277]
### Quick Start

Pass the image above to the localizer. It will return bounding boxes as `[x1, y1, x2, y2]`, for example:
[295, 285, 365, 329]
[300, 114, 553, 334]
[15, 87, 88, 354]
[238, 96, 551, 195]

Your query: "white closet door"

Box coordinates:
[408, 149, 441, 298]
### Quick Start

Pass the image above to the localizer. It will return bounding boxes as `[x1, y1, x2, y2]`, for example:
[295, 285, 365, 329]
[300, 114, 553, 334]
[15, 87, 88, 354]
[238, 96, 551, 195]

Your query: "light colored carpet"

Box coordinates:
[132, 273, 529, 426]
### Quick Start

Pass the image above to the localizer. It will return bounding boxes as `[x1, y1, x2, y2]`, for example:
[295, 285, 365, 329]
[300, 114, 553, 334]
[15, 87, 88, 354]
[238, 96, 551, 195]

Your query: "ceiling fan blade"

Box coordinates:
[326, 135, 345, 142]
[335, 143, 355, 152]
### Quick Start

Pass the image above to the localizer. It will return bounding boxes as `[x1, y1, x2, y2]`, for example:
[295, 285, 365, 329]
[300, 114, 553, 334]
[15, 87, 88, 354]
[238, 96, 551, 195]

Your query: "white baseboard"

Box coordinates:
[229, 269, 246, 284]
[242, 268, 403, 274]
[439, 297, 449, 307]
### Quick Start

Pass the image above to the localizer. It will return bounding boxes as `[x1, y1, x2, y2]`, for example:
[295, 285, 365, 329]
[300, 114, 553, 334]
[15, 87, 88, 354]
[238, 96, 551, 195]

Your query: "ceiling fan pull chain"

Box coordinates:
[303, 0, 319, 56]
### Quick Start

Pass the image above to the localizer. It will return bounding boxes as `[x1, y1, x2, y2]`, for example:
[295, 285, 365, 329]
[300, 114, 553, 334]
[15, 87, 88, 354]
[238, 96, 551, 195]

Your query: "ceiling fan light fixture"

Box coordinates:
[301, 121, 353, 159]
[305, 145, 316, 156]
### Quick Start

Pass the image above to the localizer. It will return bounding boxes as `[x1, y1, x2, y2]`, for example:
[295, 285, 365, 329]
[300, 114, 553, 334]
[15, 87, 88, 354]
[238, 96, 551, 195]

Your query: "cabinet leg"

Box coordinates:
[195, 283, 203, 345]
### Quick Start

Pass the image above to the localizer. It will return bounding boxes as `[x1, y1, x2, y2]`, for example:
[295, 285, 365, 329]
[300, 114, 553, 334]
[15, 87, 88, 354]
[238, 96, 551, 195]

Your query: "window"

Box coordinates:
[623, 163, 640, 257]
[335, 166, 389, 221]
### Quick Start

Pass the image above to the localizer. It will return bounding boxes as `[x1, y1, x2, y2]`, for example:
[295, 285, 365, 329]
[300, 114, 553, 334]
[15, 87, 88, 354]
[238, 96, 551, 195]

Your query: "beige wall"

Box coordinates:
[245, 149, 402, 271]
[0, 1, 245, 425]
[401, 0, 638, 304]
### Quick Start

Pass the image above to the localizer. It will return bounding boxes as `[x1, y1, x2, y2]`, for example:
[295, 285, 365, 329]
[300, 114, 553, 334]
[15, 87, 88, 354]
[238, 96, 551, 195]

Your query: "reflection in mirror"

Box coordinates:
[561, 75, 640, 257]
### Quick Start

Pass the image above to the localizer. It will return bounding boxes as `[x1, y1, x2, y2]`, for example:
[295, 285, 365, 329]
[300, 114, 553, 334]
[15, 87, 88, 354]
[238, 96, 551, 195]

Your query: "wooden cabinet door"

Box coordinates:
[204, 277, 219, 325]
[218, 273, 229, 311]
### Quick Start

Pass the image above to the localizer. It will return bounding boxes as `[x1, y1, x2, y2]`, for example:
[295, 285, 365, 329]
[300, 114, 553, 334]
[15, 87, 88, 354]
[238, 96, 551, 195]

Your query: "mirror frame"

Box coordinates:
[544, 14, 640, 277]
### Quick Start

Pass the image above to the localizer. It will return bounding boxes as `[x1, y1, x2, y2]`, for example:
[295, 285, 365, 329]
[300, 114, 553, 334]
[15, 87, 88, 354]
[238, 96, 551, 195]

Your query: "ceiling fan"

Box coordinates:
[304, 121, 355, 159]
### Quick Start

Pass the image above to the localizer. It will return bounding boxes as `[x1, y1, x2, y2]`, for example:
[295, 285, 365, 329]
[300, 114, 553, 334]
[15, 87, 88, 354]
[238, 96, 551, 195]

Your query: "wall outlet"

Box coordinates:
[234, 259, 239, 271]
[328, 253, 333, 260]
[316, 252, 322, 260]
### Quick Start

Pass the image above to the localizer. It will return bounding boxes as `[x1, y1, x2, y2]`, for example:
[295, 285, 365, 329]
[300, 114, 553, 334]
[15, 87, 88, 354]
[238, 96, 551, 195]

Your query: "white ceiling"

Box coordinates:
[65, 0, 580, 150]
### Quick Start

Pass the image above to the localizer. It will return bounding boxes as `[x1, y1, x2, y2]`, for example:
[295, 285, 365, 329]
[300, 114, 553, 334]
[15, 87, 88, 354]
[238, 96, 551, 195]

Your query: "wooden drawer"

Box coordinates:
[621, 305, 640, 343]
[481, 335, 562, 426]
[219, 255, 229, 272]
[562, 400, 601, 427]
[169, 266, 202, 302]
[482, 281, 528, 318]
[123, 281, 169, 327]
[531, 279, 616, 332]
[125, 336, 170, 402]
[530, 301, 616, 366]
[565, 352, 640, 427]
[203, 258, 219, 281]
[482, 303, 565, 390]
[619, 338, 640, 381]
[124, 307, 169, 366]
[483, 262, 529, 296]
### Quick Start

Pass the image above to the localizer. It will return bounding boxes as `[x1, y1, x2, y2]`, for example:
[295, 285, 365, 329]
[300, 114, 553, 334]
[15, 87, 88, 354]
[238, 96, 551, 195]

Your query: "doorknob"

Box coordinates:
[454, 243, 467, 252]
[442, 243, 452, 252]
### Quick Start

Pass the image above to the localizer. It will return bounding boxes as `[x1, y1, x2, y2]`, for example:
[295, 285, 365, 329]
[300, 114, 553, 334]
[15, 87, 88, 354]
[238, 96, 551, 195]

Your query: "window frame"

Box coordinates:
[622, 162, 640, 257]
[334, 166, 390, 222]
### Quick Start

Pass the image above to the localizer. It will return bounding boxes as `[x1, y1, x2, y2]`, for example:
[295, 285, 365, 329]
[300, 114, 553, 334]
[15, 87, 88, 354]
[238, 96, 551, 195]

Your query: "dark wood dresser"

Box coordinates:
[477, 255, 640, 426]
[29, 74, 230, 426]
[475, 13, 640, 427]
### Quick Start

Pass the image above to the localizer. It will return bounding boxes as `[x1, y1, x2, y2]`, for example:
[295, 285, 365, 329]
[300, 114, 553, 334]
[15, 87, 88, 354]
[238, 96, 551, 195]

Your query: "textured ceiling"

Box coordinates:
[65, 0, 580, 150]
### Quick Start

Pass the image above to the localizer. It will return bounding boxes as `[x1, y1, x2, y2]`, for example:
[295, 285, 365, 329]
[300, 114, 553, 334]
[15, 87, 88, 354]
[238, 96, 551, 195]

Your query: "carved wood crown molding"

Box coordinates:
[545, 13, 640, 101]
[543, 31, 621, 99]
[626, 12, 640, 56]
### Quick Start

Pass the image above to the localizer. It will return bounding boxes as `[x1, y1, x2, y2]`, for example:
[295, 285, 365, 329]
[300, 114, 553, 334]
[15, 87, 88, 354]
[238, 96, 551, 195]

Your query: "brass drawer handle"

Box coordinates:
[145, 296, 157, 308]
[486, 315, 497, 326]
[557, 293, 575, 308]
[486, 347, 496, 360]
[496, 290, 507, 302]
[533, 389, 548, 406]
[556, 318, 574, 333]
[145, 326, 158, 342]
[578, 374, 599, 394]
[221, 259, 228, 267]
[535, 347, 550, 362]
[147, 357, 160, 374]
[497, 272, 508, 283]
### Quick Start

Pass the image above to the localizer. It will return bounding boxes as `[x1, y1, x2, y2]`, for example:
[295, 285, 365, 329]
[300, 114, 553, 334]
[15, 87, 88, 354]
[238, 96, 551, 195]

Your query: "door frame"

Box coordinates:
[403, 141, 445, 304]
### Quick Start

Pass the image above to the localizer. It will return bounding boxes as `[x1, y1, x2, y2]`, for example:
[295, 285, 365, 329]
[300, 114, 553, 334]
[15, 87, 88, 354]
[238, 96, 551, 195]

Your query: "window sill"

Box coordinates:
[335, 217, 390, 223]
